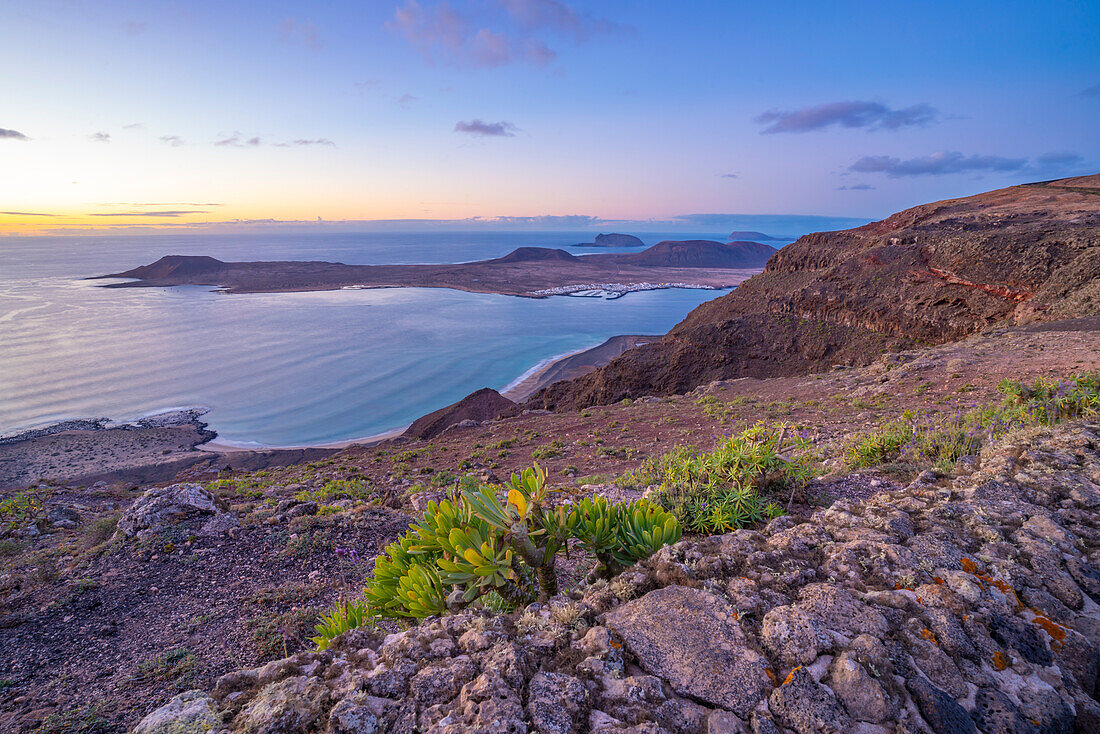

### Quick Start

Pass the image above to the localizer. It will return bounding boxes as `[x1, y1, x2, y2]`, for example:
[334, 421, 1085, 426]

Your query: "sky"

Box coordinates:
[1, 0, 1098, 235]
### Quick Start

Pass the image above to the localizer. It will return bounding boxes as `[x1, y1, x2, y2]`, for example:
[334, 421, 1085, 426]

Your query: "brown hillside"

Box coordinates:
[530, 175, 1100, 409]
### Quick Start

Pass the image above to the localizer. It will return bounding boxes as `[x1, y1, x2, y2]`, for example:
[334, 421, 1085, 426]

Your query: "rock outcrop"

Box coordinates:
[574, 234, 645, 248]
[135, 420, 1100, 733]
[532, 175, 1100, 408]
[113, 483, 237, 540]
[402, 388, 517, 440]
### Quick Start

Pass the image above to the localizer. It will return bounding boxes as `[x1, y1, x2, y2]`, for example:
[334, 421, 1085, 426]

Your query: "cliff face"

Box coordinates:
[531, 176, 1100, 409]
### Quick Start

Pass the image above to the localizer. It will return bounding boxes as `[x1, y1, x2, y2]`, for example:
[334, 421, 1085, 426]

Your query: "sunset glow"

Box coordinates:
[2, 0, 1098, 235]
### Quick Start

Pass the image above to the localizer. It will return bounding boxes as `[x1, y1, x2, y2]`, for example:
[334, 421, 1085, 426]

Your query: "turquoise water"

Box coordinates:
[0, 225, 858, 445]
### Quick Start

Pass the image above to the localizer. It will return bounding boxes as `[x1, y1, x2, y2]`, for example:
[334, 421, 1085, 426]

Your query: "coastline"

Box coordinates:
[1, 334, 651, 486]
[502, 334, 660, 402]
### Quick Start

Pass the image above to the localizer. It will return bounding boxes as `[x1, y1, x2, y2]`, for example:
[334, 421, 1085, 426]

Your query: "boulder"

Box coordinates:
[768, 666, 852, 734]
[47, 506, 80, 529]
[114, 483, 235, 540]
[603, 585, 772, 717]
[132, 690, 219, 734]
[234, 675, 330, 734]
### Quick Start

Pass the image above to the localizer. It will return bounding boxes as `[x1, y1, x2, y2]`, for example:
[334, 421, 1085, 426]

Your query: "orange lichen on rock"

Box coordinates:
[960, 557, 980, 575]
[921, 628, 938, 645]
[1032, 613, 1067, 649]
[993, 651, 1010, 671]
[782, 666, 802, 686]
[766, 668, 777, 684]
[934, 577, 946, 585]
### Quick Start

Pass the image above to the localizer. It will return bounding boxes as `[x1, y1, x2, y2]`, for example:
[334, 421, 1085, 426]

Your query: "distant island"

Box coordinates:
[572, 232, 645, 248]
[93, 240, 776, 299]
[727, 230, 788, 242]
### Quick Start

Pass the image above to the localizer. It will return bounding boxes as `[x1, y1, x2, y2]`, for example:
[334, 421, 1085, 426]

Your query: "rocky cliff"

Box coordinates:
[134, 420, 1100, 733]
[402, 388, 517, 440]
[574, 233, 646, 248]
[530, 175, 1100, 409]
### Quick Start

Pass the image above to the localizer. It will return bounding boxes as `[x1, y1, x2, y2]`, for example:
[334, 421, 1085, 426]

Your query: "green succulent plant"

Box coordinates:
[321, 464, 680, 633]
[311, 598, 371, 650]
[627, 421, 815, 535]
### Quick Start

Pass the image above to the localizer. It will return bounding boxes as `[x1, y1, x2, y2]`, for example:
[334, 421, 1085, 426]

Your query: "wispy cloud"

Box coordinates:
[1079, 83, 1100, 99]
[1027, 151, 1087, 178]
[836, 184, 875, 190]
[756, 101, 938, 134]
[89, 131, 111, 143]
[96, 202, 224, 207]
[160, 135, 185, 147]
[1, 128, 30, 141]
[88, 210, 210, 217]
[499, 0, 626, 41]
[454, 119, 518, 137]
[844, 149, 1060, 177]
[214, 134, 262, 147]
[1, 211, 56, 216]
[278, 17, 324, 51]
[397, 93, 418, 108]
[719, 173, 739, 179]
[388, 0, 620, 68]
[123, 122, 145, 130]
[274, 138, 336, 147]
[478, 214, 599, 226]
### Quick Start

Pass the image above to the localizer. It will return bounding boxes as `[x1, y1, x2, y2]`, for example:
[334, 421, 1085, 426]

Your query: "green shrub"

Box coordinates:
[628, 422, 815, 534]
[532, 440, 565, 460]
[294, 479, 370, 504]
[844, 420, 914, 469]
[0, 488, 51, 530]
[843, 373, 1100, 473]
[318, 466, 678, 636]
[312, 599, 372, 650]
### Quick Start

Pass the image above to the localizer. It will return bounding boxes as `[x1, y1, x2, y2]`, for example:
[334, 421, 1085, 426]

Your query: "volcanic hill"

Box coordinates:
[93, 240, 775, 298]
[530, 175, 1100, 409]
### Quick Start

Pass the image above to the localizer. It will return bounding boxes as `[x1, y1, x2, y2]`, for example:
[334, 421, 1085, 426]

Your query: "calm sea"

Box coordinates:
[0, 223, 860, 446]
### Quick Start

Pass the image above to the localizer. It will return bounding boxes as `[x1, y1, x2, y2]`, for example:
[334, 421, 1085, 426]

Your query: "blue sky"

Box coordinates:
[1, 0, 1097, 233]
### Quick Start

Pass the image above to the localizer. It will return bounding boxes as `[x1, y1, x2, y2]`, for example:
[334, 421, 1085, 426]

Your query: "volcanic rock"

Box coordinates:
[531, 175, 1100, 408]
[574, 233, 645, 248]
[113, 483, 235, 540]
[402, 388, 517, 440]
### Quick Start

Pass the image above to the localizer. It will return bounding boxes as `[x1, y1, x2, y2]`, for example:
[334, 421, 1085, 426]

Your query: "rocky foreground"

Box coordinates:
[137, 420, 1100, 733]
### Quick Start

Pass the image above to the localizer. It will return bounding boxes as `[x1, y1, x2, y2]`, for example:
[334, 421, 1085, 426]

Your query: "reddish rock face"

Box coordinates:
[530, 175, 1100, 410]
[402, 387, 517, 440]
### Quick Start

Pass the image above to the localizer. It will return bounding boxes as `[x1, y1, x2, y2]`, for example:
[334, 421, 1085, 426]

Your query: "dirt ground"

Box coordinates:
[0, 318, 1097, 732]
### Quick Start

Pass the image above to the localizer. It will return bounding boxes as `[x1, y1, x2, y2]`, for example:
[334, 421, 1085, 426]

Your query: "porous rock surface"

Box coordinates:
[114, 483, 237, 540]
[135, 422, 1100, 733]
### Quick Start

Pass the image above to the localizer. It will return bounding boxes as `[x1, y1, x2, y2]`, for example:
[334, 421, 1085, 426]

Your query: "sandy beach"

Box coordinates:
[502, 334, 660, 401]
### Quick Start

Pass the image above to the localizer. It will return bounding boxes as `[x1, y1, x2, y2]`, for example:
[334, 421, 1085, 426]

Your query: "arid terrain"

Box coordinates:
[532, 176, 1100, 408]
[1, 317, 1097, 732]
[93, 240, 774, 298]
[2, 175, 1099, 733]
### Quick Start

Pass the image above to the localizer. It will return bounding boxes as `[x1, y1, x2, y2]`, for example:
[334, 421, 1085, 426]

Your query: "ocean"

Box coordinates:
[0, 223, 861, 446]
